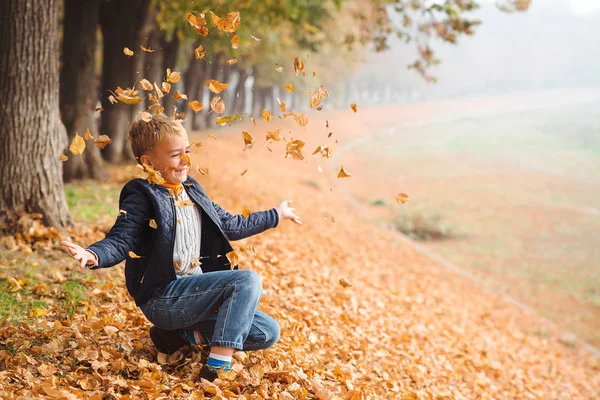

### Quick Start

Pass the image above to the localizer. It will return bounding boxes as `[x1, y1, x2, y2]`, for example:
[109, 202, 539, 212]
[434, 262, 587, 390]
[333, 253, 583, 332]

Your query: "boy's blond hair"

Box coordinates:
[128, 113, 187, 164]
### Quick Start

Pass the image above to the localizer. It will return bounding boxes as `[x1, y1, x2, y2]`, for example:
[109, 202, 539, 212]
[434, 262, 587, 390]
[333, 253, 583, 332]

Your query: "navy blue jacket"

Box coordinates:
[87, 177, 279, 306]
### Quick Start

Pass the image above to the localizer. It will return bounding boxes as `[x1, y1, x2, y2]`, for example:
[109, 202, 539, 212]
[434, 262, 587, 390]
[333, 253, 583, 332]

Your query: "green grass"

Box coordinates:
[61, 280, 88, 317]
[65, 182, 119, 222]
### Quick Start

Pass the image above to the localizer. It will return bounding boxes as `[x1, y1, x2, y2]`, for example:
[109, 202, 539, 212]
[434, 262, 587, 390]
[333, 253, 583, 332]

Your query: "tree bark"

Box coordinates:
[142, 13, 163, 110]
[99, 0, 151, 164]
[60, 0, 108, 181]
[204, 52, 223, 128]
[161, 33, 180, 116]
[231, 67, 248, 115]
[183, 47, 206, 132]
[0, 0, 72, 230]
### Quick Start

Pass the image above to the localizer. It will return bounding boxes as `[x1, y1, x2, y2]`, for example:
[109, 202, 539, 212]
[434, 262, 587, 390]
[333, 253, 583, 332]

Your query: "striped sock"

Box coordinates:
[206, 352, 232, 371]
[184, 330, 206, 345]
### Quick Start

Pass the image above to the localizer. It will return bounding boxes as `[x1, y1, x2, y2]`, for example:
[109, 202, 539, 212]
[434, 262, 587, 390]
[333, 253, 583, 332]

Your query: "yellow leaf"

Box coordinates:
[241, 207, 251, 218]
[149, 219, 157, 229]
[226, 58, 238, 65]
[143, 164, 165, 185]
[337, 165, 351, 178]
[95, 135, 112, 149]
[285, 140, 305, 160]
[181, 153, 191, 166]
[396, 193, 410, 204]
[242, 131, 254, 149]
[123, 47, 134, 56]
[139, 79, 153, 91]
[339, 278, 352, 288]
[188, 13, 209, 36]
[226, 250, 239, 267]
[215, 114, 242, 126]
[188, 100, 204, 113]
[173, 90, 188, 101]
[210, 96, 225, 114]
[277, 98, 286, 113]
[194, 45, 206, 59]
[128, 251, 142, 259]
[266, 129, 281, 142]
[284, 111, 308, 127]
[28, 308, 48, 318]
[293, 56, 304, 74]
[113, 86, 144, 104]
[204, 79, 228, 94]
[262, 109, 272, 122]
[208, 134, 218, 139]
[59, 154, 68, 162]
[350, 103, 358, 112]
[240, 169, 248, 176]
[196, 166, 209, 175]
[310, 86, 329, 109]
[313, 71, 317, 77]
[231, 34, 240, 49]
[139, 111, 152, 122]
[285, 84, 294, 92]
[209, 11, 241, 33]
[140, 45, 154, 53]
[167, 69, 181, 83]
[83, 128, 94, 141]
[161, 82, 171, 94]
[69, 133, 86, 155]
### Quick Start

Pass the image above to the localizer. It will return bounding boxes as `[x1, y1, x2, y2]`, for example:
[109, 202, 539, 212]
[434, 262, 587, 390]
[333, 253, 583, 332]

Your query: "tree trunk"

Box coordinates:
[231, 67, 248, 115]
[204, 52, 223, 128]
[183, 47, 206, 132]
[161, 33, 180, 116]
[99, 0, 151, 164]
[0, 0, 72, 230]
[143, 15, 163, 110]
[60, 0, 108, 182]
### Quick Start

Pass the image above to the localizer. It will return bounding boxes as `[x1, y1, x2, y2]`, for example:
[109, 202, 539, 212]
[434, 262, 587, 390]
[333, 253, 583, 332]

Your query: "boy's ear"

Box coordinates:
[140, 154, 151, 167]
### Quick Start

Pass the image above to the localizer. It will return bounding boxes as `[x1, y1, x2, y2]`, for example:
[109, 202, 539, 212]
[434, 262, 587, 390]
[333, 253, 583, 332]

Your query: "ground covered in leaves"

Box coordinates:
[1, 100, 600, 399]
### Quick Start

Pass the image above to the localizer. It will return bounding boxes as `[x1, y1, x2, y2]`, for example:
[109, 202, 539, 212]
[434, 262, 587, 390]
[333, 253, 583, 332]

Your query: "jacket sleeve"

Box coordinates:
[86, 181, 151, 268]
[212, 201, 279, 241]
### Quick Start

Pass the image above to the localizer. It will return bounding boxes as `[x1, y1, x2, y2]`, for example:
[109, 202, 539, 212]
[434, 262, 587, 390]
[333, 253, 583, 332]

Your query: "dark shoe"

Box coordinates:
[149, 326, 189, 354]
[198, 364, 219, 382]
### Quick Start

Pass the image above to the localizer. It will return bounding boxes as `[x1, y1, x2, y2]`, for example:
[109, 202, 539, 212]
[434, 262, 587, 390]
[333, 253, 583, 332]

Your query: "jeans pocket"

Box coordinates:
[150, 306, 193, 330]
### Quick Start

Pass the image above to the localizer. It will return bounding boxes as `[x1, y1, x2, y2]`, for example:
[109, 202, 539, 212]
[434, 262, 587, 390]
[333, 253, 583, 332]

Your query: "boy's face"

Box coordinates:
[142, 134, 191, 184]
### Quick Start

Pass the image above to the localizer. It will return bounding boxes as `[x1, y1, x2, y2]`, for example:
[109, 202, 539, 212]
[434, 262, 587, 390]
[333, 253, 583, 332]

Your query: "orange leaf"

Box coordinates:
[285, 84, 294, 93]
[210, 96, 225, 114]
[59, 154, 68, 162]
[396, 193, 410, 204]
[204, 79, 229, 94]
[350, 103, 358, 112]
[95, 135, 112, 149]
[337, 165, 351, 178]
[262, 109, 271, 122]
[83, 128, 94, 141]
[140, 45, 154, 53]
[69, 133, 86, 155]
[128, 251, 142, 259]
[231, 35, 240, 49]
[293, 56, 304, 74]
[188, 101, 204, 113]
[226, 58, 238, 65]
[123, 47, 134, 56]
[194, 45, 206, 59]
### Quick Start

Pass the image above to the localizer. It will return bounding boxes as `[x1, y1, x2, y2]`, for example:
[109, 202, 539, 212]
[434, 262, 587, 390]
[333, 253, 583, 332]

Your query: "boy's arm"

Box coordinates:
[211, 201, 279, 241]
[86, 181, 151, 268]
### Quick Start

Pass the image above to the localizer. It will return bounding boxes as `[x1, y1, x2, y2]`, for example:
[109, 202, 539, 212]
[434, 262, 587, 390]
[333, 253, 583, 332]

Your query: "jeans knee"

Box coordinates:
[264, 320, 280, 348]
[237, 270, 262, 297]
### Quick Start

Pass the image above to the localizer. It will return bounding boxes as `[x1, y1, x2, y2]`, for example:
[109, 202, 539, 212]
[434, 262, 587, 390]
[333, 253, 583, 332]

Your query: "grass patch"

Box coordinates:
[301, 180, 321, 191]
[65, 182, 119, 222]
[393, 209, 455, 241]
[369, 199, 388, 207]
[60, 280, 88, 317]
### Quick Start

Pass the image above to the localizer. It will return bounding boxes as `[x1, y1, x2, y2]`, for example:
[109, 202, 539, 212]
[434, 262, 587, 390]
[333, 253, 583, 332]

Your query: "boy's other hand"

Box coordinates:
[60, 240, 98, 269]
[276, 200, 302, 225]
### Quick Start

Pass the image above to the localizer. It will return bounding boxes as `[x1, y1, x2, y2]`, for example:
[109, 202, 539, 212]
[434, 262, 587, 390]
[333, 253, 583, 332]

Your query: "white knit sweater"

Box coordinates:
[173, 188, 203, 278]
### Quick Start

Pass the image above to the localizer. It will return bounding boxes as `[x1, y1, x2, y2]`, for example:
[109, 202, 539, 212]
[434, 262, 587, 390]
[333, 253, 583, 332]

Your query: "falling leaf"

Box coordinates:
[83, 129, 94, 141]
[194, 44, 206, 59]
[174, 260, 181, 271]
[231, 34, 240, 49]
[285, 84, 294, 93]
[328, 132, 333, 138]
[123, 47, 134, 56]
[113, 86, 144, 104]
[310, 86, 329, 109]
[140, 45, 154, 53]
[69, 133, 86, 155]
[188, 101, 204, 113]
[339, 278, 352, 288]
[59, 154, 68, 162]
[143, 164, 165, 185]
[208, 135, 218, 139]
[226, 58, 238, 65]
[95, 135, 112, 149]
[262, 109, 272, 122]
[139, 111, 152, 122]
[108, 95, 118, 104]
[242, 131, 254, 150]
[226, 250, 239, 267]
[216, 114, 242, 126]
[285, 140, 305, 160]
[250, 117, 257, 125]
[139, 79, 153, 91]
[188, 13, 209, 36]
[350, 103, 358, 112]
[149, 103, 165, 115]
[313, 71, 317, 77]
[275, 66, 283, 72]
[293, 56, 304, 75]
[149, 219, 157, 229]
[241, 207, 252, 218]
[284, 111, 308, 127]
[205, 80, 228, 94]
[161, 82, 172, 94]
[251, 34, 261, 41]
[181, 153, 191, 166]
[240, 169, 248, 176]
[396, 193, 410, 204]
[210, 11, 241, 33]
[337, 165, 351, 178]
[173, 90, 188, 101]
[167, 69, 181, 83]
[95, 107, 103, 112]
[128, 251, 142, 259]
[196, 166, 209, 175]
[312, 145, 332, 158]
[210, 96, 225, 114]
[176, 200, 194, 208]
[277, 98, 286, 113]
[266, 129, 281, 142]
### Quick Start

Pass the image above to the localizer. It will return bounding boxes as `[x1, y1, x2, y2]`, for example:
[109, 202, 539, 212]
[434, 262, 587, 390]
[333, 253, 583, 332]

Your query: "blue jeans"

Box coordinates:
[139, 270, 280, 350]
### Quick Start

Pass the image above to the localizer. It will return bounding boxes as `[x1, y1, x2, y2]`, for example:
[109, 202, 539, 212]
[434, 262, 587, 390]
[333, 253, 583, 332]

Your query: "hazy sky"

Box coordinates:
[570, 0, 600, 14]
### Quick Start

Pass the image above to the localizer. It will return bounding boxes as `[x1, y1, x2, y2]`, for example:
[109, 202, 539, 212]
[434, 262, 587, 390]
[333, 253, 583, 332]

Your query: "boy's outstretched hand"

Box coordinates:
[276, 200, 302, 225]
[60, 240, 98, 269]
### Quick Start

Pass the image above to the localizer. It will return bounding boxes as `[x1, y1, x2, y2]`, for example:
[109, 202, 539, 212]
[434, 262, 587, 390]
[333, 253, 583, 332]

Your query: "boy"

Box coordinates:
[61, 113, 301, 382]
